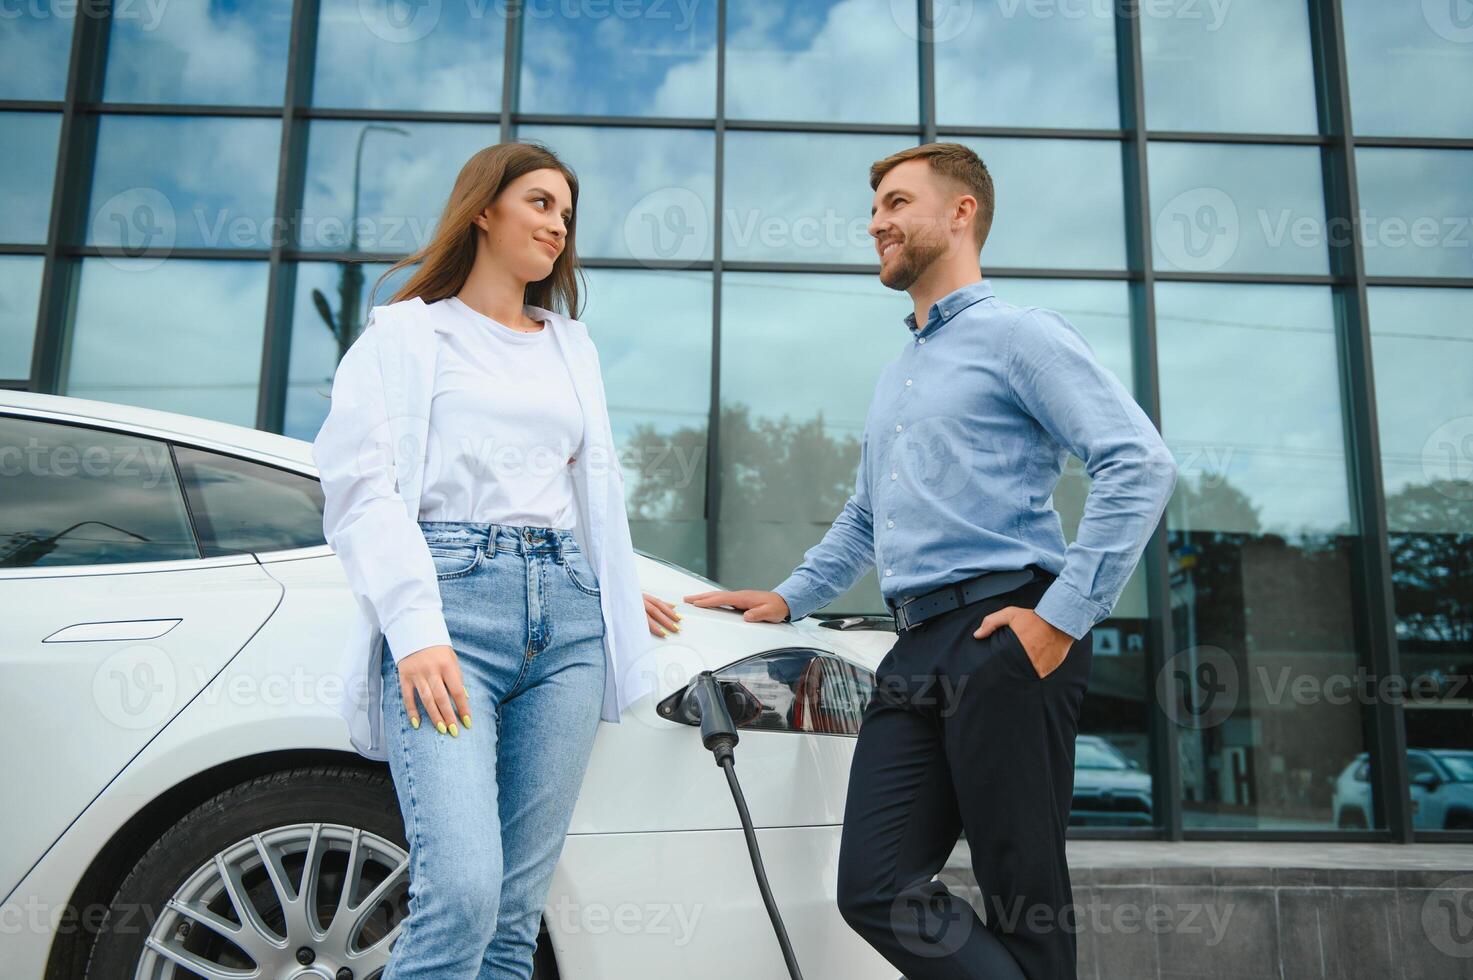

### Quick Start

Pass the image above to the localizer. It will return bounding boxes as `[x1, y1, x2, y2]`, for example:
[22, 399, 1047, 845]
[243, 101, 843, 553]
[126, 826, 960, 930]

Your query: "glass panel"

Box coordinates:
[313, 0, 505, 111]
[718, 271, 898, 609]
[64, 259, 270, 427]
[0, 416, 198, 567]
[580, 268, 712, 574]
[0, 5, 73, 100]
[1148, 143, 1327, 275]
[725, 0, 917, 124]
[1368, 286, 1473, 829]
[174, 446, 326, 556]
[517, 124, 714, 262]
[103, 0, 293, 105]
[285, 261, 414, 442]
[1, 112, 62, 244]
[519, 1, 717, 117]
[1355, 149, 1473, 279]
[723, 131, 904, 265]
[1155, 282, 1368, 830]
[0, 256, 44, 379]
[1141, 0, 1317, 134]
[935, 3, 1118, 129]
[300, 120, 492, 253]
[1343, 0, 1473, 138]
[957, 137, 1126, 270]
[88, 116, 281, 250]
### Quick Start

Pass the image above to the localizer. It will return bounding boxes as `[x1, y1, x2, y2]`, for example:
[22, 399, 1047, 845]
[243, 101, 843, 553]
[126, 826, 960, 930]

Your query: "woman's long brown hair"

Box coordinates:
[374, 140, 584, 318]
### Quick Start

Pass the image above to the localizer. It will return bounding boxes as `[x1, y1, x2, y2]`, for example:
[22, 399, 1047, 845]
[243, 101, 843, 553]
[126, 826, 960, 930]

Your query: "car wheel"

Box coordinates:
[83, 765, 558, 979]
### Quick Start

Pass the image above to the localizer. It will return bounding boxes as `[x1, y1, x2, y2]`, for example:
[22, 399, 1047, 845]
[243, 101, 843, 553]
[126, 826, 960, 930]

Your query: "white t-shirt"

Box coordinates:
[417, 296, 585, 530]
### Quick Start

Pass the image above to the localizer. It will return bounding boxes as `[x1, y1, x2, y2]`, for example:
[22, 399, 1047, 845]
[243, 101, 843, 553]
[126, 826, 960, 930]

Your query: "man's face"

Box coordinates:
[867, 158, 953, 292]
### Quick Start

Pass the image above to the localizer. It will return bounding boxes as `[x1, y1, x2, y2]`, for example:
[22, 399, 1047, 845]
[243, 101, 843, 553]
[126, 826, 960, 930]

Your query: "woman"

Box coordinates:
[312, 140, 681, 979]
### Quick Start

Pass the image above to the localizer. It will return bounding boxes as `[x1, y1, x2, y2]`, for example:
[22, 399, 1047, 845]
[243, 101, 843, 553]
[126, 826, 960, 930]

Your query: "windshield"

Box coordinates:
[1075, 741, 1129, 770]
[1439, 753, 1473, 782]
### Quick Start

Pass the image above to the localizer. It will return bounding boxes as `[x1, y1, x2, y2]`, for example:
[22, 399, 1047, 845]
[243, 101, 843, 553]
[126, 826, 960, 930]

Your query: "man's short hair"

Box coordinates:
[869, 142, 995, 250]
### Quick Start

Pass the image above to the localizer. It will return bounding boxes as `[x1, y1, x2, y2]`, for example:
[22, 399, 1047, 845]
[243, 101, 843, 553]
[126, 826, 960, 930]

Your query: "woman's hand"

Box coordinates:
[396, 644, 472, 736]
[643, 593, 681, 637]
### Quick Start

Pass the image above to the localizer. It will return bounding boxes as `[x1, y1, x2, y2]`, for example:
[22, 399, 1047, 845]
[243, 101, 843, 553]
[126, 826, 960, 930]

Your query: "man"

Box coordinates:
[683, 143, 1177, 979]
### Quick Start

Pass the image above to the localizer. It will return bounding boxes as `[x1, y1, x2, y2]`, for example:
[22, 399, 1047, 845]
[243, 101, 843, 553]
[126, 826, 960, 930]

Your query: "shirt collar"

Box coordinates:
[904, 279, 996, 339]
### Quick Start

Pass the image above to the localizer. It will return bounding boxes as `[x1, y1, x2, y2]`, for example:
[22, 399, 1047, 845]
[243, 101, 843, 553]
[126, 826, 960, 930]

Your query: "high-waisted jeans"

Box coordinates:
[379, 520, 607, 980]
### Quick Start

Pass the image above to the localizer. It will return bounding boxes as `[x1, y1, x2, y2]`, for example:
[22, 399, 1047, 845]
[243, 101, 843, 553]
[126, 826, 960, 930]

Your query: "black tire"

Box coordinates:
[84, 765, 559, 979]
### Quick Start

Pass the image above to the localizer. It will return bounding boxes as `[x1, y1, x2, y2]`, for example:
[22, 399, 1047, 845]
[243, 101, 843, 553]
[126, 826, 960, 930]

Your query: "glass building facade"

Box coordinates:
[2, 0, 1470, 842]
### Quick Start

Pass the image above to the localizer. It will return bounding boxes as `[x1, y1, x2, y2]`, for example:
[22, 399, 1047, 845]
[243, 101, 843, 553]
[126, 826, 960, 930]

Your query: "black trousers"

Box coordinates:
[836, 573, 1094, 980]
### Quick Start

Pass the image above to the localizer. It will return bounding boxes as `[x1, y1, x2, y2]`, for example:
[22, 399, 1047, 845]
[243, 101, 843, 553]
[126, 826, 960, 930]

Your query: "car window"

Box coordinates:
[0, 415, 199, 567]
[173, 445, 325, 557]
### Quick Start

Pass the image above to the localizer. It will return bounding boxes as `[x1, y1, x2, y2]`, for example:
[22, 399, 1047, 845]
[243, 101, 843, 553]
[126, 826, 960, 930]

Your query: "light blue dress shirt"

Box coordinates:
[771, 279, 1177, 639]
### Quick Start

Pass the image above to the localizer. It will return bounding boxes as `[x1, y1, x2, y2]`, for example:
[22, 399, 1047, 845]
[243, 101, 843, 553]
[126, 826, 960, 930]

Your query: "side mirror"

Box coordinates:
[657, 677, 764, 727]
[1411, 771, 1442, 792]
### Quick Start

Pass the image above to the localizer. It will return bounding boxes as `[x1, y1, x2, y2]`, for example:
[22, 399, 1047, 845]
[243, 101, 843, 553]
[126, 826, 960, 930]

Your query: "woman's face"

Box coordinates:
[472, 167, 573, 283]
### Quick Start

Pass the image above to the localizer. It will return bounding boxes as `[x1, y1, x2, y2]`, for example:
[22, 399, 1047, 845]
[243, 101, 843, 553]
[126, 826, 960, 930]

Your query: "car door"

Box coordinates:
[0, 414, 283, 901]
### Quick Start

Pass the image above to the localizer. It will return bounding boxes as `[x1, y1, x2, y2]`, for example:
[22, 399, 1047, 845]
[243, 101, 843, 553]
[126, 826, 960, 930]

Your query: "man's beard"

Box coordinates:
[879, 235, 945, 291]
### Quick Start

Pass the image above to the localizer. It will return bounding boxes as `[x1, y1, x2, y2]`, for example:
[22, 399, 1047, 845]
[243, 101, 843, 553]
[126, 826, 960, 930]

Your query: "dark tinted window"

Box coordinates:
[173, 445, 325, 557]
[0, 416, 198, 567]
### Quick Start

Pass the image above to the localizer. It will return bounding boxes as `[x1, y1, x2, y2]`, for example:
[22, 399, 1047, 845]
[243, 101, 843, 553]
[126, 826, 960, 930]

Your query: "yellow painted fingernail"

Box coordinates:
[436, 721, 447, 735]
[449, 723, 459, 738]
[462, 713, 472, 728]
[674, 612, 683, 620]
[411, 716, 420, 729]
[670, 623, 680, 632]
[658, 627, 668, 637]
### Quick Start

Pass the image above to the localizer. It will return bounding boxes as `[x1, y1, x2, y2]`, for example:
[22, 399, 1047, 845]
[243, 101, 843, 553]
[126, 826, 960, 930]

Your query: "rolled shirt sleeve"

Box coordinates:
[1005, 308, 1178, 639]
[312, 315, 453, 662]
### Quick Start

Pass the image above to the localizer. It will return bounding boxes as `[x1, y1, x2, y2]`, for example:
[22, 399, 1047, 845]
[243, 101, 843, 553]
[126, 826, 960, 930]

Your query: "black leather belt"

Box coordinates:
[887, 567, 1040, 632]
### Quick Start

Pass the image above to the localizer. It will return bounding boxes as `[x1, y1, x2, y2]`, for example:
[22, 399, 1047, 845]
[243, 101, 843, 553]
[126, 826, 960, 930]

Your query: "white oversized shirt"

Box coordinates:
[419, 296, 584, 530]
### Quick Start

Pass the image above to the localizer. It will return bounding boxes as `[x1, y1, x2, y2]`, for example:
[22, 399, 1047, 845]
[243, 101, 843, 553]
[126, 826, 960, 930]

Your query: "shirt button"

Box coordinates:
[918, 338, 926, 344]
[891, 472, 898, 480]
[905, 379, 913, 386]
[887, 520, 895, 528]
[895, 424, 903, 432]
[885, 569, 893, 576]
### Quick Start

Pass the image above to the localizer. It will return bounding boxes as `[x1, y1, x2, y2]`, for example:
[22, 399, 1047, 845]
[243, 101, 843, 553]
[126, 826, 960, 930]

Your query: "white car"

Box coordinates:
[0, 391, 900, 980]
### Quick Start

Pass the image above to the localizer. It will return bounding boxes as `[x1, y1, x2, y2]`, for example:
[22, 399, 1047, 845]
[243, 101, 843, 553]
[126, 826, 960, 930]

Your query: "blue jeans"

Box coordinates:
[379, 520, 607, 980]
